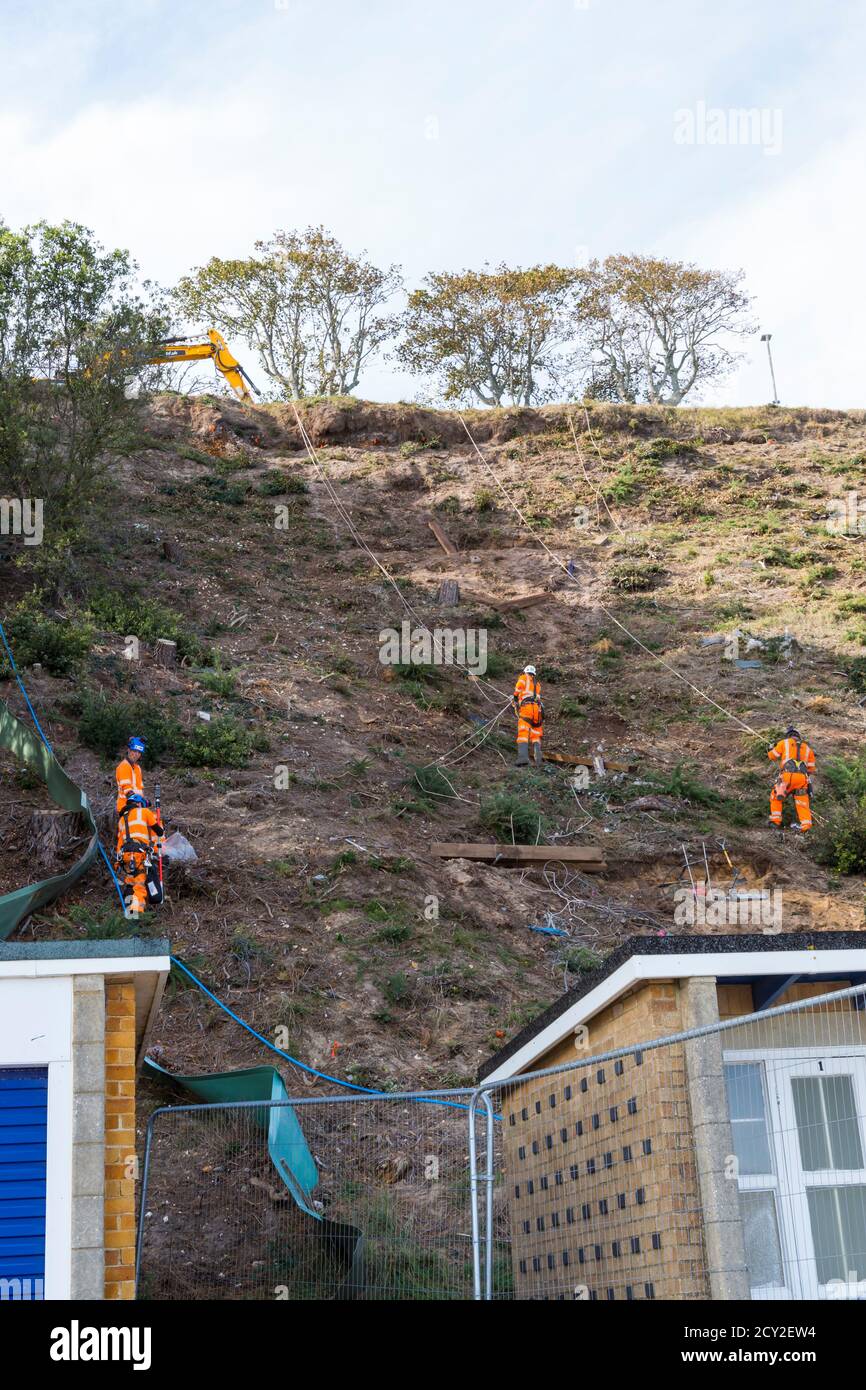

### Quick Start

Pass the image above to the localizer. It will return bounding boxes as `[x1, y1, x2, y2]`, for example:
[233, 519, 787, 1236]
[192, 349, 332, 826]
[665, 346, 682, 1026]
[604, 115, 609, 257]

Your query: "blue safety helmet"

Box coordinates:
[124, 792, 147, 809]
[127, 737, 146, 754]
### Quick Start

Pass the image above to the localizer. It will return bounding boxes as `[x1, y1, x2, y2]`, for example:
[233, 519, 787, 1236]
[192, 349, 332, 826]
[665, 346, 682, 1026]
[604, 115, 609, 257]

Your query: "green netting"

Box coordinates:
[0, 699, 99, 940]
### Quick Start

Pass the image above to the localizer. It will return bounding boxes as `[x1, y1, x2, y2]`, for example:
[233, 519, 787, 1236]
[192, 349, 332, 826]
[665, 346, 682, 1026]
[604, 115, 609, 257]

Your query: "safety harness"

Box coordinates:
[781, 741, 811, 776]
[516, 678, 544, 728]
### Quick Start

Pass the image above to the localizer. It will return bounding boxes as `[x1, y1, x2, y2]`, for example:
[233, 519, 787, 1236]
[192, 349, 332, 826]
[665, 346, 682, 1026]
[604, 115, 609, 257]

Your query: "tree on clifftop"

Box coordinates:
[579, 255, 754, 405]
[0, 219, 167, 579]
[397, 264, 579, 407]
[174, 227, 402, 399]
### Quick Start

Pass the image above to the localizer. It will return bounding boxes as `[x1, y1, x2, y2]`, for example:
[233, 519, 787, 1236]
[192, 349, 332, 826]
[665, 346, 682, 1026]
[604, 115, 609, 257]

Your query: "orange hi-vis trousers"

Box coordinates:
[769, 771, 812, 831]
[121, 848, 149, 915]
[514, 674, 543, 748]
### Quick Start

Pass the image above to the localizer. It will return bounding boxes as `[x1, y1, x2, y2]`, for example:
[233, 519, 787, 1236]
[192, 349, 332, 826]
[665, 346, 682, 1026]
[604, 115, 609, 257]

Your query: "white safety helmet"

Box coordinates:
[524, 664, 536, 675]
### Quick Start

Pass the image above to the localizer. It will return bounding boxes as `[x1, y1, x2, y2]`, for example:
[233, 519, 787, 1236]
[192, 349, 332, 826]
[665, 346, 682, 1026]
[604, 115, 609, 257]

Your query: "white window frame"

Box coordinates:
[725, 1046, 866, 1301]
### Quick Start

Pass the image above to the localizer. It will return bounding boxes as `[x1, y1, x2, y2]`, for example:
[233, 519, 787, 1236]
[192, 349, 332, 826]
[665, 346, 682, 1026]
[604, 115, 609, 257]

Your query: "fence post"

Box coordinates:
[468, 1089, 486, 1300]
[134, 1106, 164, 1298]
[482, 1090, 496, 1300]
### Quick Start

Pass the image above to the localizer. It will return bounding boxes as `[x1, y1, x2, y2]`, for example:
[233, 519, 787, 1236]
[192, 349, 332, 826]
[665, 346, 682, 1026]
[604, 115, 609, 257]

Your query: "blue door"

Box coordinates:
[0, 1067, 48, 1300]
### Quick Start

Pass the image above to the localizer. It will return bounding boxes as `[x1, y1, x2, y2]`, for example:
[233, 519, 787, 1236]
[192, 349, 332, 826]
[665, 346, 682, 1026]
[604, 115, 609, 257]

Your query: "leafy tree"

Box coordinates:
[174, 227, 401, 398]
[398, 264, 578, 407]
[0, 219, 167, 576]
[578, 255, 754, 405]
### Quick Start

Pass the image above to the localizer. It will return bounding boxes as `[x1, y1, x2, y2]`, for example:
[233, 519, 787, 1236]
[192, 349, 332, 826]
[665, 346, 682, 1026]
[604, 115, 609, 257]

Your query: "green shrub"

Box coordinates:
[610, 560, 665, 592]
[384, 972, 412, 1005]
[77, 691, 180, 764]
[637, 437, 697, 461]
[564, 947, 603, 975]
[602, 464, 641, 503]
[258, 472, 308, 496]
[409, 764, 456, 803]
[178, 718, 266, 768]
[472, 487, 496, 512]
[194, 667, 237, 697]
[0, 595, 93, 676]
[813, 799, 866, 874]
[559, 695, 585, 718]
[199, 474, 250, 504]
[823, 755, 866, 802]
[86, 586, 207, 663]
[479, 790, 545, 844]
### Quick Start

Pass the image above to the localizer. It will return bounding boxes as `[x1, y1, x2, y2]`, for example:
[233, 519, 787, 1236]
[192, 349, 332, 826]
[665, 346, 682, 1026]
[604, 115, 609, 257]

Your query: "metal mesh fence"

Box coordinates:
[138, 985, 866, 1301]
[137, 1091, 485, 1301]
[482, 983, 866, 1302]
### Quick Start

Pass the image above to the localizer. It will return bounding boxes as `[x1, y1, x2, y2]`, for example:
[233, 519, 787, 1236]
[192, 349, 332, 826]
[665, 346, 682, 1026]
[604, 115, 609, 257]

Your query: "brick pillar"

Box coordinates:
[104, 980, 137, 1300]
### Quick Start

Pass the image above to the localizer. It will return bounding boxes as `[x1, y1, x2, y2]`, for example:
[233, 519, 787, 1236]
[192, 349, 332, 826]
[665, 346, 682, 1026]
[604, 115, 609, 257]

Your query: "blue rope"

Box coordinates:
[0, 614, 127, 911]
[1, 616, 483, 1114]
[169, 957, 479, 1113]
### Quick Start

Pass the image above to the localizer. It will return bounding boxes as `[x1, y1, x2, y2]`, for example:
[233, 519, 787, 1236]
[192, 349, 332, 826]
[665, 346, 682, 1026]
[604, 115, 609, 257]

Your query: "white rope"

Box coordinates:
[288, 402, 522, 774]
[288, 401, 510, 708]
[457, 414, 762, 739]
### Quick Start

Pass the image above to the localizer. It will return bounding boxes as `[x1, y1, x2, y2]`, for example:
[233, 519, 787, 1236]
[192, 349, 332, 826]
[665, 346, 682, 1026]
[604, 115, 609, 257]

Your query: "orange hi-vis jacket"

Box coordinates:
[513, 672, 543, 729]
[768, 736, 815, 780]
[115, 758, 144, 814]
[116, 803, 163, 858]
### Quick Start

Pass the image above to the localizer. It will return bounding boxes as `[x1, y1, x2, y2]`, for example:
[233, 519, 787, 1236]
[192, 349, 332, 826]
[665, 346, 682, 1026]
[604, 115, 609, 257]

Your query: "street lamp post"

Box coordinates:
[760, 333, 779, 405]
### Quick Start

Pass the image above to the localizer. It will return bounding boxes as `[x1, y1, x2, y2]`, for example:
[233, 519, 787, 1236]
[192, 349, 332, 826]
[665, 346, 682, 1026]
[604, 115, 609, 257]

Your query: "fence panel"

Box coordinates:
[137, 1091, 485, 1301]
[138, 987, 866, 1301]
[480, 984, 866, 1302]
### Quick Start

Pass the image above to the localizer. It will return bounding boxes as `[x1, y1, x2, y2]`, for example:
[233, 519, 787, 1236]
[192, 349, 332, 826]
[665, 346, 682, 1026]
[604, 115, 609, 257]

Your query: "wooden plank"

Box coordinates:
[427, 519, 459, 555]
[431, 841, 605, 869]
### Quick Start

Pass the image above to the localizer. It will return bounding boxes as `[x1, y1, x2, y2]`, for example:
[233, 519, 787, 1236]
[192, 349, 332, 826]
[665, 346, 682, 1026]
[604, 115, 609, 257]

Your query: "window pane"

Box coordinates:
[792, 1075, 863, 1172]
[740, 1191, 784, 1289]
[726, 1064, 767, 1121]
[806, 1186, 866, 1285]
[725, 1064, 773, 1174]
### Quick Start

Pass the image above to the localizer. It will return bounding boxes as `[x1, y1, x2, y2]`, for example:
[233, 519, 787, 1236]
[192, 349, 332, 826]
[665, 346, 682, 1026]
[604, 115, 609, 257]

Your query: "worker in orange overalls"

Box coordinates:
[513, 664, 544, 766]
[115, 736, 146, 814]
[116, 792, 165, 919]
[768, 726, 815, 833]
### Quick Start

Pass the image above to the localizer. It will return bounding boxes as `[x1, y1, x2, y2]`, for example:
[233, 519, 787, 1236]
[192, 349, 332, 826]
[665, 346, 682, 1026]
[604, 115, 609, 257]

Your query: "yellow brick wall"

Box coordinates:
[500, 981, 706, 1301]
[104, 980, 137, 1300]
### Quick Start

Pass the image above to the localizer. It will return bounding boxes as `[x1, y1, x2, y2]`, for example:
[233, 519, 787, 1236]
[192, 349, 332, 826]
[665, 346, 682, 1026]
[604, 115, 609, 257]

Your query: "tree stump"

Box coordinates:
[437, 579, 460, 605]
[25, 809, 86, 871]
[154, 639, 178, 669]
[161, 539, 185, 565]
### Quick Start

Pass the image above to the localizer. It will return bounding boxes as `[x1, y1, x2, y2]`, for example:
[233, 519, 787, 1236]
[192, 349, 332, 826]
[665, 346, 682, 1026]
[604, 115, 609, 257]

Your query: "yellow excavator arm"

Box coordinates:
[144, 329, 260, 402]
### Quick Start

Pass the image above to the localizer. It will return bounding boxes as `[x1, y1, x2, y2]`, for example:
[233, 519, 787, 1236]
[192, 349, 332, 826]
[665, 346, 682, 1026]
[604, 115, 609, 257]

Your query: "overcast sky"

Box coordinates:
[2, 0, 863, 407]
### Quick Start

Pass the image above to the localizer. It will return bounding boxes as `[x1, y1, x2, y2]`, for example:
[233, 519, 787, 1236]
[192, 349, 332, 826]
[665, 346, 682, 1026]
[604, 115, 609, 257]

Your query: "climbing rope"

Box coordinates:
[457, 414, 763, 740]
[289, 402, 510, 709]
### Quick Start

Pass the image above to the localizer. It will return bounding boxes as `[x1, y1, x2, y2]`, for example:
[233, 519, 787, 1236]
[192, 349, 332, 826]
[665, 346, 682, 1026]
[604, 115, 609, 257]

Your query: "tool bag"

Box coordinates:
[145, 859, 164, 906]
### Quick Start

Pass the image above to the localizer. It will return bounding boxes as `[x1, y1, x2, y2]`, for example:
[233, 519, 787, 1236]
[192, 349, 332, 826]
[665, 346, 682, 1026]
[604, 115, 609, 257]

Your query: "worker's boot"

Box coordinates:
[516, 742, 530, 767]
[532, 741, 543, 767]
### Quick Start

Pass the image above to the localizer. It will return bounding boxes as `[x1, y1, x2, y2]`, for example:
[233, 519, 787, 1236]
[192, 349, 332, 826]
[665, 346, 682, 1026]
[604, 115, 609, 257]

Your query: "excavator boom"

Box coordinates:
[145, 329, 259, 402]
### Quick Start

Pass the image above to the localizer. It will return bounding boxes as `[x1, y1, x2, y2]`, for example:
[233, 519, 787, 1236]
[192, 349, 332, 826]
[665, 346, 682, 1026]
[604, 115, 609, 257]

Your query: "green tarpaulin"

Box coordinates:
[0, 699, 99, 940]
